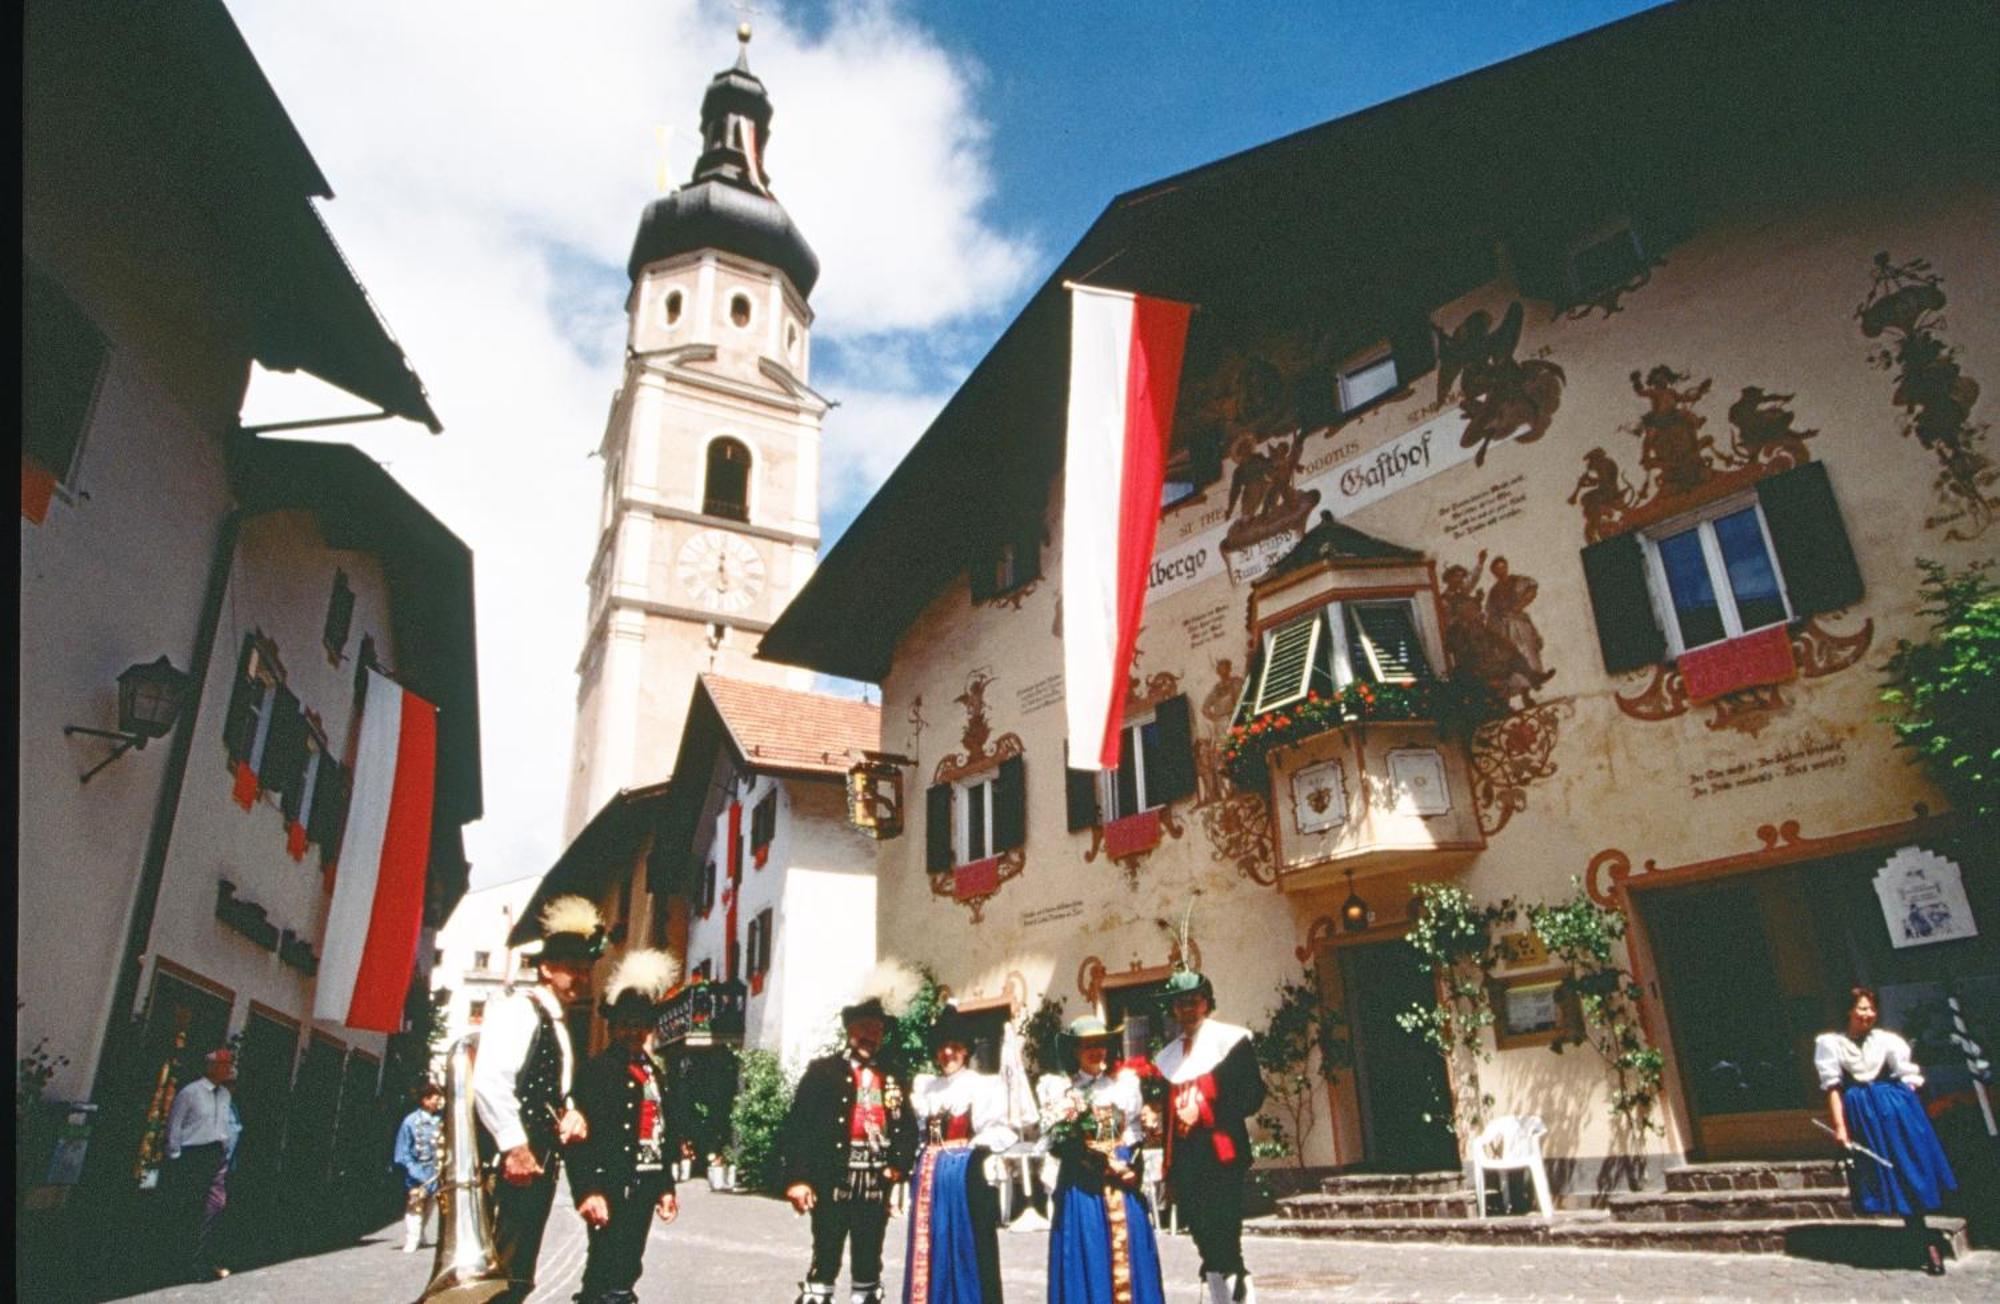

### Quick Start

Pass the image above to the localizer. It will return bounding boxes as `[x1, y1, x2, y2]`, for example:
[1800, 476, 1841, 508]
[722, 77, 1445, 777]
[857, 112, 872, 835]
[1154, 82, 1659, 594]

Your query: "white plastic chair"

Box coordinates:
[1139, 1147, 1175, 1233]
[1470, 1114, 1554, 1218]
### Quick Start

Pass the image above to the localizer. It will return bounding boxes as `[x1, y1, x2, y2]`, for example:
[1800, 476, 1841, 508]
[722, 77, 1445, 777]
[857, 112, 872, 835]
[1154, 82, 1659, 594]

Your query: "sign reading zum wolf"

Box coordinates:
[1874, 846, 1978, 949]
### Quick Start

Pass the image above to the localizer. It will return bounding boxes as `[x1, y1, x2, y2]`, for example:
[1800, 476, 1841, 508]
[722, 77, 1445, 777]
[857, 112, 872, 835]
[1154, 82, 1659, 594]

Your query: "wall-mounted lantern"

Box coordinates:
[847, 750, 914, 839]
[64, 656, 192, 784]
[1341, 869, 1372, 933]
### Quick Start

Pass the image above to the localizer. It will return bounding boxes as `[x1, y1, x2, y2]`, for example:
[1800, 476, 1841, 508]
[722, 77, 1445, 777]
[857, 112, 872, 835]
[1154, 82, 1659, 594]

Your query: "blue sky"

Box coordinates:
[232, 0, 1663, 886]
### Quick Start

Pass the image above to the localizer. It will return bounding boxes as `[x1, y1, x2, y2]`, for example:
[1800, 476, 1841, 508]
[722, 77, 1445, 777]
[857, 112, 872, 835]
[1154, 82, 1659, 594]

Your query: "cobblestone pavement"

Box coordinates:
[114, 1181, 1997, 1303]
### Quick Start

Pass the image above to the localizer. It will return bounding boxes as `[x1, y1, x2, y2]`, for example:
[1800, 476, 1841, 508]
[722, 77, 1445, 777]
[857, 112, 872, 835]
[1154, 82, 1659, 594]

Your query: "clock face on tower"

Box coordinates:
[677, 529, 766, 615]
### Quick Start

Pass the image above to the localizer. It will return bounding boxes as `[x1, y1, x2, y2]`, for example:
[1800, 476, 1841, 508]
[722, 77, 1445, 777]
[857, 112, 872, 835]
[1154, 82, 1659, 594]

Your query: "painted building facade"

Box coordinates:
[431, 876, 543, 1071]
[762, 3, 1999, 1195]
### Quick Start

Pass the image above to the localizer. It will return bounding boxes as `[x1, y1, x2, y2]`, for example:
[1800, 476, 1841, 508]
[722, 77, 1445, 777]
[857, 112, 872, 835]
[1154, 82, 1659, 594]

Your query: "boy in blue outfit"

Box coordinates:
[394, 1081, 446, 1252]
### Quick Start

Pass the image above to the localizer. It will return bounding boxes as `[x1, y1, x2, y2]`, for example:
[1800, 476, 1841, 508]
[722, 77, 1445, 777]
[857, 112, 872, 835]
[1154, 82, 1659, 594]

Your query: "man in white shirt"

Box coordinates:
[471, 894, 601, 1303]
[163, 1048, 241, 1282]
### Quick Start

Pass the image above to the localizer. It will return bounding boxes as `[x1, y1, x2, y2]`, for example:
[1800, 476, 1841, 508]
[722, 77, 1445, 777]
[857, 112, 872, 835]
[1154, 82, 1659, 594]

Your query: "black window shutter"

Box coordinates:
[308, 760, 348, 850]
[323, 571, 355, 656]
[925, 783, 954, 872]
[994, 754, 1027, 852]
[1064, 748, 1101, 832]
[24, 264, 109, 479]
[968, 550, 996, 603]
[261, 684, 306, 797]
[1150, 695, 1198, 804]
[1580, 533, 1666, 674]
[1388, 316, 1438, 391]
[1756, 462, 1863, 618]
[222, 636, 261, 764]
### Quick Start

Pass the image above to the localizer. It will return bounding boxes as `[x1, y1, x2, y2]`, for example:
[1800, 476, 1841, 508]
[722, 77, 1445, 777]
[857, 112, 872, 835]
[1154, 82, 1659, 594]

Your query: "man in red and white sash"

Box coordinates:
[1153, 969, 1266, 1304]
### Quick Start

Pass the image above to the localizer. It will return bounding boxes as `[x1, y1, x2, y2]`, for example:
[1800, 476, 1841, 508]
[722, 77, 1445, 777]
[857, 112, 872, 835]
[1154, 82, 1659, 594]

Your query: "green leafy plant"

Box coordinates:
[1020, 994, 1067, 1081]
[1253, 969, 1350, 1169]
[1523, 882, 1666, 1135]
[728, 1049, 794, 1193]
[1882, 559, 2000, 830]
[1395, 882, 1501, 1136]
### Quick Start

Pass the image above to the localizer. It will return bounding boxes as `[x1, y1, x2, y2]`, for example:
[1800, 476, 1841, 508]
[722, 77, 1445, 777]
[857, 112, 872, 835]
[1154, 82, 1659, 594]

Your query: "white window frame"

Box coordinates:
[955, 774, 997, 864]
[1337, 348, 1399, 413]
[1099, 711, 1162, 823]
[1640, 492, 1794, 658]
[245, 677, 278, 773]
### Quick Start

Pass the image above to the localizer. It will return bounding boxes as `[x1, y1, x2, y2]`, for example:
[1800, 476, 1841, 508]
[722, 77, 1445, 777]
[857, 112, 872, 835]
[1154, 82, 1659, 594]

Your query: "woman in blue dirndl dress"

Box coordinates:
[903, 1009, 1016, 1304]
[1814, 986, 1958, 1275]
[1041, 1018, 1166, 1304]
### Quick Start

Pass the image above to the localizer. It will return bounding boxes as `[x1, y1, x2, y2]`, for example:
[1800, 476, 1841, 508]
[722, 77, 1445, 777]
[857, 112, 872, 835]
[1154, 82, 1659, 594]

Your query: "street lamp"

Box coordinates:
[64, 656, 193, 784]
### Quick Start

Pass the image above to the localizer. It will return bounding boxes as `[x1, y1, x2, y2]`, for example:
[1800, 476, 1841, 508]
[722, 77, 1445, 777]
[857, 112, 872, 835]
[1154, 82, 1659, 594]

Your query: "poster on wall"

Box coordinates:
[1873, 846, 1978, 949]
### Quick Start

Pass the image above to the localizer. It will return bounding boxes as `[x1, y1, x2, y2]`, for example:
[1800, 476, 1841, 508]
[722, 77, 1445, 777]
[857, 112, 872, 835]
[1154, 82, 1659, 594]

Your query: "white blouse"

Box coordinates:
[1813, 1029, 1924, 1092]
[911, 1068, 1019, 1151]
[1038, 1069, 1147, 1147]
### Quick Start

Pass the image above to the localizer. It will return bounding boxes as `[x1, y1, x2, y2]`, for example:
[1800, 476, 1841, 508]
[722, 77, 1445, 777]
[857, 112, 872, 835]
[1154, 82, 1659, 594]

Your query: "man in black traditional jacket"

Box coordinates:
[1153, 968, 1268, 1304]
[471, 895, 601, 1303]
[781, 995, 918, 1304]
[569, 948, 680, 1304]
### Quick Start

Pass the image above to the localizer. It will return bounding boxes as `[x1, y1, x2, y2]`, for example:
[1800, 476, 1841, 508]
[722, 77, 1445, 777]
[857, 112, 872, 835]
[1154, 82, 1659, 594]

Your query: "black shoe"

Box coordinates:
[1924, 1242, 1946, 1276]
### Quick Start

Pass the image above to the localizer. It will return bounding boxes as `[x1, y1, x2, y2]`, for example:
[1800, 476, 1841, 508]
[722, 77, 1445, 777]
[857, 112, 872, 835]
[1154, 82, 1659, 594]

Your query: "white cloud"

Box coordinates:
[229, 0, 1035, 887]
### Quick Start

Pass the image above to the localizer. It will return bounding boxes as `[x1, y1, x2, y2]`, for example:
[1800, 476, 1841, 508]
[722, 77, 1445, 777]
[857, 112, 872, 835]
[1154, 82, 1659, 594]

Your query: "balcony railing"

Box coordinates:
[657, 979, 748, 1048]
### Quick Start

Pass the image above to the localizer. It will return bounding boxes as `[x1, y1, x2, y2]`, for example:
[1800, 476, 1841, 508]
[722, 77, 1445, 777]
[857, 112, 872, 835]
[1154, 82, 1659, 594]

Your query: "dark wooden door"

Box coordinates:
[1339, 939, 1460, 1171]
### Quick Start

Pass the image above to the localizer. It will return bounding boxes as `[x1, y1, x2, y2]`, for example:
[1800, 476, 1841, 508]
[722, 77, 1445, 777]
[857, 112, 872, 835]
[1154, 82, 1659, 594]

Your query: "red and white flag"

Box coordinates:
[314, 668, 437, 1032]
[1061, 284, 1193, 769]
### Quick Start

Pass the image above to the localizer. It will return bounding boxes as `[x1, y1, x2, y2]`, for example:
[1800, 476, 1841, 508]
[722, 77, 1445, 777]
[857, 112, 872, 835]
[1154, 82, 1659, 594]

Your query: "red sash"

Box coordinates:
[1171, 1072, 1236, 1164]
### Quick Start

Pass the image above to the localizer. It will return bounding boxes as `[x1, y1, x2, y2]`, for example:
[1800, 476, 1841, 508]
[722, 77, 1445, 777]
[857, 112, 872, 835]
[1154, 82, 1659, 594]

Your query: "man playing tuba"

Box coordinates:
[470, 894, 601, 1302]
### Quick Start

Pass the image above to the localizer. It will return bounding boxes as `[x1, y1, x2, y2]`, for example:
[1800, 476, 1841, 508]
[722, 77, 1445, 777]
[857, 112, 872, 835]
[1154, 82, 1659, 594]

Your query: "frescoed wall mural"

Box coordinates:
[1434, 303, 1567, 465]
[1856, 251, 1995, 540]
[929, 668, 1026, 923]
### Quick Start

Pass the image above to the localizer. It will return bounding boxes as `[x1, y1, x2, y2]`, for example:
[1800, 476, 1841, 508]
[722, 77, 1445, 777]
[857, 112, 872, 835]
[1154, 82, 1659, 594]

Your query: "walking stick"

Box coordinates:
[1812, 1118, 1895, 1170]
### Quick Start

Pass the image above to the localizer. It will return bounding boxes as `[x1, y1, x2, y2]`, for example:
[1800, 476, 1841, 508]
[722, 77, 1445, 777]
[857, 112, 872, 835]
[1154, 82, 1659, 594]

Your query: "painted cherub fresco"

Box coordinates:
[1630, 365, 1716, 497]
[956, 669, 996, 757]
[1435, 302, 1568, 465]
[1568, 446, 1638, 542]
[1725, 386, 1817, 466]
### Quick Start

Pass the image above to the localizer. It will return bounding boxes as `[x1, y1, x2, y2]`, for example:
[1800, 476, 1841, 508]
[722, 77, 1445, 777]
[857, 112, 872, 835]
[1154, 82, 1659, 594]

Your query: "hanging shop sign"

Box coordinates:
[1873, 846, 1977, 949]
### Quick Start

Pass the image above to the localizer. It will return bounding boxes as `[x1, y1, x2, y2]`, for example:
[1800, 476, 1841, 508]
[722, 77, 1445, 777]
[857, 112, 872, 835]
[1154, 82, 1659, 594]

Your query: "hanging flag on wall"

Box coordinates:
[1061, 283, 1194, 769]
[314, 668, 437, 1033]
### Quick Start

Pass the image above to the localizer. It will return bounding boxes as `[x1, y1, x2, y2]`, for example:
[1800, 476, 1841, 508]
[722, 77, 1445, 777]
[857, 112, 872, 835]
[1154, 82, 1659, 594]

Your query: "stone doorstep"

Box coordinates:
[1248, 1214, 1971, 1260]
[1317, 1170, 1465, 1196]
[1664, 1160, 1847, 1193]
[1280, 1191, 1477, 1221]
[1607, 1187, 1853, 1223]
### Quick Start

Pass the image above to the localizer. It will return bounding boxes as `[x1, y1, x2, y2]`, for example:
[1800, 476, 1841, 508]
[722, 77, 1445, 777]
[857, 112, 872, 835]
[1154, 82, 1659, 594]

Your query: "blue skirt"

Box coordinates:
[903, 1146, 999, 1304]
[1047, 1150, 1165, 1304]
[1840, 1078, 1957, 1216]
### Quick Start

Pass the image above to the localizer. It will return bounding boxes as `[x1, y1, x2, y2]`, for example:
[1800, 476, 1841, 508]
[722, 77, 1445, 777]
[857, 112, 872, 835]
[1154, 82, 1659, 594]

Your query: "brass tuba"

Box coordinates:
[417, 1035, 512, 1303]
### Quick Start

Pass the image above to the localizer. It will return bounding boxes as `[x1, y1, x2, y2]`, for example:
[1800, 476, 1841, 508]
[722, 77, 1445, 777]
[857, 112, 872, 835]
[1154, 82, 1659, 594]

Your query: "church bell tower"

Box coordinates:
[565, 26, 825, 837]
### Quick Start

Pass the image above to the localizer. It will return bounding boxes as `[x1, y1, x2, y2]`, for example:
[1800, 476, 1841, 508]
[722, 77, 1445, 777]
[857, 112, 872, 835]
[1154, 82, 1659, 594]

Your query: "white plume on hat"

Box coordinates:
[860, 957, 924, 1016]
[539, 893, 602, 939]
[606, 948, 681, 1005]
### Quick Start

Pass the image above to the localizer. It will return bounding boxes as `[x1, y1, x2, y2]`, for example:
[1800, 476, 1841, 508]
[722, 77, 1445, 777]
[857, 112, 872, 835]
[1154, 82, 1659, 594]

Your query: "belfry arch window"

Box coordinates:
[704, 438, 751, 522]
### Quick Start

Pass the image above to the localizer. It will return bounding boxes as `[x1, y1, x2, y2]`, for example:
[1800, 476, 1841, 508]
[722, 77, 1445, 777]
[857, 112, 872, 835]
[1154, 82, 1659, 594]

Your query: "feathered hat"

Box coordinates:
[535, 894, 607, 965]
[1157, 899, 1215, 1007]
[842, 958, 922, 1027]
[601, 948, 680, 1024]
[928, 1004, 978, 1053]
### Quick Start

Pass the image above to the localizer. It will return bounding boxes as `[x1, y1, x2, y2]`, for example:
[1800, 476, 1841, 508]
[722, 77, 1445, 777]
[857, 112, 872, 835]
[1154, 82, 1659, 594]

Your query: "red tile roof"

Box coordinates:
[701, 674, 880, 776]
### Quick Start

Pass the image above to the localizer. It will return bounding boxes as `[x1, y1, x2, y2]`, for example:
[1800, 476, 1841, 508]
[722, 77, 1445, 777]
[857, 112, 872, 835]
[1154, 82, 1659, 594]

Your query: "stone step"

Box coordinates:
[1664, 1159, 1847, 1193]
[1278, 1190, 1477, 1221]
[1607, 1187, 1853, 1223]
[1247, 1213, 1970, 1262]
[1316, 1170, 1465, 1197]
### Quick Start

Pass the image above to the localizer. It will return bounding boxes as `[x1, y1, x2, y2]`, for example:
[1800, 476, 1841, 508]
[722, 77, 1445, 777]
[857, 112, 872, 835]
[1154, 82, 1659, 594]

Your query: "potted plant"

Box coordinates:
[706, 1147, 736, 1191]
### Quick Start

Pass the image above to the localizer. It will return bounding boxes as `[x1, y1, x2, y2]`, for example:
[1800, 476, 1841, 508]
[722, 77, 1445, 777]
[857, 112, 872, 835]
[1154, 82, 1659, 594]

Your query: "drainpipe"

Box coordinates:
[88, 502, 244, 1111]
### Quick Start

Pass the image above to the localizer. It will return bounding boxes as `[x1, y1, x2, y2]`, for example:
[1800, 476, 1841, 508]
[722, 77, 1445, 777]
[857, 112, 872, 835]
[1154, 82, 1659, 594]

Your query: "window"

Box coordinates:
[704, 438, 751, 522]
[665, 290, 683, 325]
[24, 262, 110, 488]
[323, 570, 355, 662]
[1102, 716, 1163, 823]
[221, 635, 278, 772]
[926, 755, 1025, 871]
[1102, 984, 1160, 1063]
[1644, 500, 1789, 655]
[746, 908, 774, 980]
[1580, 462, 1863, 674]
[750, 789, 778, 865]
[1068, 696, 1197, 831]
[1567, 222, 1647, 301]
[1244, 598, 1432, 717]
[468, 999, 486, 1025]
[473, 951, 491, 974]
[730, 293, 752, 328]
[1161, 426, 1225, 510]
[1337, 351, 1400, 414]
[969, 520, 1042, 602]
[698, 860, 717, 915]
[958, 1006, 1009, 1074]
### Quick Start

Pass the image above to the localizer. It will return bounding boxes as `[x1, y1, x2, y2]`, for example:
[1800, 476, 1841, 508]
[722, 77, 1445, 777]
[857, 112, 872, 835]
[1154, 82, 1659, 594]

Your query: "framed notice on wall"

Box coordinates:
[1489, 970, 1582, 1049]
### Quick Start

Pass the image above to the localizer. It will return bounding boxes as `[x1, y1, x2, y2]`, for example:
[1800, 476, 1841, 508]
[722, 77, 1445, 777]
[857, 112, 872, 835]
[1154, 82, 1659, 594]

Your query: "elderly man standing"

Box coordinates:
[163, 1047, 242, 1282]
[471, 895, 602, 1303]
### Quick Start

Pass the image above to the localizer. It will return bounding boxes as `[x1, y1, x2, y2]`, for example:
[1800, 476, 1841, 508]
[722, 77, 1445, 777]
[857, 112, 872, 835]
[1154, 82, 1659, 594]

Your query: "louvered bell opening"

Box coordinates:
[1346, 600, 1431, 685]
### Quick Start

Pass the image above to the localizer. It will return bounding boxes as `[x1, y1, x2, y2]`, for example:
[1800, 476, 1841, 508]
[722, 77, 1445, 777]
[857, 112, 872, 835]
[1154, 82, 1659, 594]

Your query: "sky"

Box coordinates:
[228, 0, 1662, 890]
